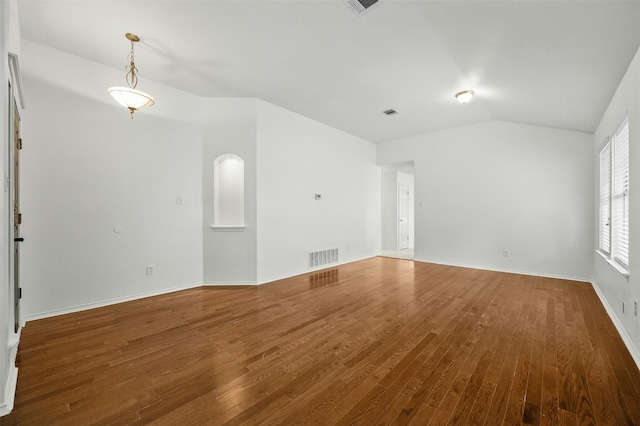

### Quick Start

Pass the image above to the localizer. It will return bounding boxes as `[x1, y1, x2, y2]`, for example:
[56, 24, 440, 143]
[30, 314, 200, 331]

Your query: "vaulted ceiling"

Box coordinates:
[17, 0, 640, 143]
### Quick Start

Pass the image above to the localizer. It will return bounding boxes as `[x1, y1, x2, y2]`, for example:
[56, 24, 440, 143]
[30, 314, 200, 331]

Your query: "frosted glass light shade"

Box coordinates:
[108, 86, 155, 111]
[455, 90, 474, 104]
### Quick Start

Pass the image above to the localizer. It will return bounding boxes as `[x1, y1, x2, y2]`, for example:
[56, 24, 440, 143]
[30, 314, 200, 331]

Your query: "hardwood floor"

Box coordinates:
[2, 257, 640, 425]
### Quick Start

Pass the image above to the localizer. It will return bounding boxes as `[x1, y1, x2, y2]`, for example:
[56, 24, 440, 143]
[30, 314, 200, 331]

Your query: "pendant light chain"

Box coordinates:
[125, 39, 139, 89]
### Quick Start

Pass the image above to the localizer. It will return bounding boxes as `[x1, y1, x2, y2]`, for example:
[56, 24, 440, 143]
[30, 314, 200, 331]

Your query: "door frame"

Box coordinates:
[380, 162, 415, 258]
[7, 52, 25, 334]
[11, 91, 21, 333]
[398, 183, 410, 250]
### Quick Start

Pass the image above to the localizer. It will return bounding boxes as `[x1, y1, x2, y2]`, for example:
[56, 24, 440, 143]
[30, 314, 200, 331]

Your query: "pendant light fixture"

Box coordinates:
[108, 33, 154, 119]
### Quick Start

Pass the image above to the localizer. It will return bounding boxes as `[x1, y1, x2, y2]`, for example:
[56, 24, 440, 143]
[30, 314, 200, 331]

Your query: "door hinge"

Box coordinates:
[18, 288, 22, 299]
[17, 138, 22, 150]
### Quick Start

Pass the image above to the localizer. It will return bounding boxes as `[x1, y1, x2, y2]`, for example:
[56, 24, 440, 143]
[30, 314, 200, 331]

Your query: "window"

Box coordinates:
[598, 116, 629, 274]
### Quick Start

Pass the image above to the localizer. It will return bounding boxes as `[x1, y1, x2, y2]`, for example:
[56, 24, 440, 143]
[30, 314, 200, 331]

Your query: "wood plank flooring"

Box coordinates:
[2, 257, 640, 425]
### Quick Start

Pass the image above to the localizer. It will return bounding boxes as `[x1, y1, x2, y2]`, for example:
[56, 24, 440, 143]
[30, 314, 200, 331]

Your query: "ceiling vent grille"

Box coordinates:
[344, 0, 379, 15]
[383, 109, 398, 116]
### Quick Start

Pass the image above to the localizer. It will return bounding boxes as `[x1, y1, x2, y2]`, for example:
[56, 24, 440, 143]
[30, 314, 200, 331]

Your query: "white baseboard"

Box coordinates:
[203, 281, 258, 286]
[591, 280, 640, 371]
[257, 256, 377, 285]
[0, 329, 21, 418]
[413, 258, 590, 283]
[205, 256, 377, 287]
[23, 282, 202, 322]
[0, 363, 18, 417]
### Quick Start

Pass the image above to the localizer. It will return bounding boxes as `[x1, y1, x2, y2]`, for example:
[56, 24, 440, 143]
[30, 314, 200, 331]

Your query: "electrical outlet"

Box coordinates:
[146, 265, 155, 276]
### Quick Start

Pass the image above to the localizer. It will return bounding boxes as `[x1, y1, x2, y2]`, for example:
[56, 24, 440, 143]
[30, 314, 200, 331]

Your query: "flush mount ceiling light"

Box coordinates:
[108, 33, 154, 119]
[455, 90, 475, 104]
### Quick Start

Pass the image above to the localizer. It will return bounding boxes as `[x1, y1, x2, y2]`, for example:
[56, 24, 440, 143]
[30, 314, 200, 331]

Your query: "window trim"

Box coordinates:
[598, 138, 611, 256]
[597, 249, 629, 281]
[597, 114, 630, 279]
[611, 116, 629, 269]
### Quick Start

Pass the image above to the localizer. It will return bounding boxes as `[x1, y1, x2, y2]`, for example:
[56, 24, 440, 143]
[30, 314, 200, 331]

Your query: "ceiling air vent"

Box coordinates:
[383, 109, 398, 116]
[344, 0, 379, 15]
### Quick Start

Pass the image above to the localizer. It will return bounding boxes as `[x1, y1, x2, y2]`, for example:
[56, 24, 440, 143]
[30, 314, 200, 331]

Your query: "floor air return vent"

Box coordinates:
[309, 248, 339, 269]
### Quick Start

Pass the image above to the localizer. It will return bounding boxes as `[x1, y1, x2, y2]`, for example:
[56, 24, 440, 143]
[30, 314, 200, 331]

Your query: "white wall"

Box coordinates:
[256, 100, 381, 283]
[592, 45, 640, 365]
[19, 41, 204, 319]
[16, 41, 382, 299]
[203, 98, 382, 285]
[378, 120, 594, 281]
[202, 98, 258, 284]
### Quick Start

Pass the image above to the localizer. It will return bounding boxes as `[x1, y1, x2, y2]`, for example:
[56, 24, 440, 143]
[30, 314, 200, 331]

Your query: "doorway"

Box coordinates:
[381, 162, 414, 260]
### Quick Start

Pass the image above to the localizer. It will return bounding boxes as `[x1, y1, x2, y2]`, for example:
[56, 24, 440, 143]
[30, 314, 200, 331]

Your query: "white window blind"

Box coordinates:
[599, 140, 611, 255]
[612, 117, 629, 268]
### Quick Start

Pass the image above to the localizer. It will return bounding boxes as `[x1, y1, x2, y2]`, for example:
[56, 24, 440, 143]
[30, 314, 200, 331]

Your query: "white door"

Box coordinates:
[398, 184, 409, 250]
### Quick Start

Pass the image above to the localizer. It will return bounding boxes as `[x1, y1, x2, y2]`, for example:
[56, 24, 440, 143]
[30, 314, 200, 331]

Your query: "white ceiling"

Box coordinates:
[17, 0, 640, 143]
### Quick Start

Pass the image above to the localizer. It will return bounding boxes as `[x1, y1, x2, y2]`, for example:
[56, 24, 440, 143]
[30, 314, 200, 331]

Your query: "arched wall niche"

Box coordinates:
[213, 154, 245, 229]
